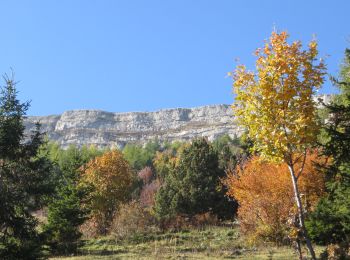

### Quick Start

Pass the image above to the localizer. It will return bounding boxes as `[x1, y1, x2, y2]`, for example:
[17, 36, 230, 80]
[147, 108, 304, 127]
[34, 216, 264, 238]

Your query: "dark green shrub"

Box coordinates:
[154, 138, 237, 222]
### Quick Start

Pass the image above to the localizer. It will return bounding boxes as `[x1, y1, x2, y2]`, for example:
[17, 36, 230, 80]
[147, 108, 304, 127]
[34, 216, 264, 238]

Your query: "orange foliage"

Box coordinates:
[225, 152, 326, 244]
[80, 150, 134, 235]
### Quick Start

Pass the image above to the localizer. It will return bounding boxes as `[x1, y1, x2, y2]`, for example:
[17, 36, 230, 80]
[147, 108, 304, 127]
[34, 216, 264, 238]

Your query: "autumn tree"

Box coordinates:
[231, 31, 325, 259]
[79, 150, 134, 235]
[153, 146, 180, 181]
[225, 153, 326, 244]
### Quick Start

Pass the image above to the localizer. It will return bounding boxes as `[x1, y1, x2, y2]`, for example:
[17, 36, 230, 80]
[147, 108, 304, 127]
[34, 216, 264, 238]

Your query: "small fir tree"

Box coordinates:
[43, 145, 99, 255]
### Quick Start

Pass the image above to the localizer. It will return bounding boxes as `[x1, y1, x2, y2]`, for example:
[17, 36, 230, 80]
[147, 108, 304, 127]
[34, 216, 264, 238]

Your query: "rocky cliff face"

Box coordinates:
[24, 104, 242, 148]
[24, 94, 331, 149]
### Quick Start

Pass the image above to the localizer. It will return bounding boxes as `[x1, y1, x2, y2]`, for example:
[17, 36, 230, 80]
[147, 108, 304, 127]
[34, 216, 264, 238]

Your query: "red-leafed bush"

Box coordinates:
[139, 179, 160, 207]
[138, 166, 153, 184]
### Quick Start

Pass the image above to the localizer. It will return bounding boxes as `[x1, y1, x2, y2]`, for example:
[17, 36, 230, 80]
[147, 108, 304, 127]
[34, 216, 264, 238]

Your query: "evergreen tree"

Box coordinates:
[43, 184, 87, 255]
[307, 49, 350, 247]
[0, 75, 55, 259]
[154, 138, 236, 221]
[212, 134, 251, 172]
[43, 145, 100, 255]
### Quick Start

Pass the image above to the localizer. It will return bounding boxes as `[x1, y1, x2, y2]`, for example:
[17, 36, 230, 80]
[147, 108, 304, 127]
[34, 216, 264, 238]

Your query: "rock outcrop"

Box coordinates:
[24, 94, 331, 149]
[24, 104, 241, 149]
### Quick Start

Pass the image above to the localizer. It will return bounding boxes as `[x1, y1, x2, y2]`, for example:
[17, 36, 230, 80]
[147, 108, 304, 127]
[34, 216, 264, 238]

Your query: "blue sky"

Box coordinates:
[0, 1, 349, 115]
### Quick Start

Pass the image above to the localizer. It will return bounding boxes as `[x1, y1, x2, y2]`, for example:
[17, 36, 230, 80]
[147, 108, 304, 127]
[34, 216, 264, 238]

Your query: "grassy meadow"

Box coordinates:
[50, 226, 325, 259]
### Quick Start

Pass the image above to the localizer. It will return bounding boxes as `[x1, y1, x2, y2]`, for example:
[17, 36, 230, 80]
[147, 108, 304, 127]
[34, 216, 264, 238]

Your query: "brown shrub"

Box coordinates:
[110, 201, 156, 240]
[320, 243, 350, 260]
[138, 166, 153, 184]
[139, 179, 160, 207]
[79, 215, 103, 239]
[161, 212, 219, 231]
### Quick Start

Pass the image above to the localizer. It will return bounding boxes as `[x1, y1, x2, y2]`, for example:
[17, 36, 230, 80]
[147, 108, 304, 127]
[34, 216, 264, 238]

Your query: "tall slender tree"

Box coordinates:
[231, 31, 325, 259]
[0, 74, 55, 259]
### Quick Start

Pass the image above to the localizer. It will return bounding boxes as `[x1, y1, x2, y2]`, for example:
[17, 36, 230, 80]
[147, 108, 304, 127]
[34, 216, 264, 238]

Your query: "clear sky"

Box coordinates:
[0, 1, 349, 115]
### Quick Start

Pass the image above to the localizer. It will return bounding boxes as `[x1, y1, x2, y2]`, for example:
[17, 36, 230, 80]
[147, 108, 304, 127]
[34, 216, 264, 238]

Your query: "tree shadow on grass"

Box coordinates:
[79, 248, 128, 256]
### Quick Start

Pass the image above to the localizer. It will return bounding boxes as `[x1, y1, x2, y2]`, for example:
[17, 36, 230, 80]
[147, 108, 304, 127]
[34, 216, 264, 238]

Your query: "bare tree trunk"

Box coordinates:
[295, 238, 303, 260]
[288, 164, 316, 260]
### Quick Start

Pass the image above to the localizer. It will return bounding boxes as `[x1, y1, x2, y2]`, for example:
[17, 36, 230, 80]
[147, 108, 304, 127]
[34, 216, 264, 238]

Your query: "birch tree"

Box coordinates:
[230, 31, 325, 260]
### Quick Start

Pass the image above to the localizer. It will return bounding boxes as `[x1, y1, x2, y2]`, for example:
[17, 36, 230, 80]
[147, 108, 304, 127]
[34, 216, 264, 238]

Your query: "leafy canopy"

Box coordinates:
[231, 31, 325, 162]
[80, 150, 134, 234]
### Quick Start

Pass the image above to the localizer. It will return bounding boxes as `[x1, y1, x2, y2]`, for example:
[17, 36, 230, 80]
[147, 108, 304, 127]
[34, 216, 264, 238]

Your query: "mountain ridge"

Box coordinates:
[24, 94, 332, 149]
[24, 104, 239, 148]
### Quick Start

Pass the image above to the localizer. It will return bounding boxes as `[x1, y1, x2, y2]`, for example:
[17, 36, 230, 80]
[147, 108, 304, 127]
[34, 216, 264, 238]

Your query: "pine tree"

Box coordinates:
[154, 138, 236, 221]
[0, 74, 55, 259]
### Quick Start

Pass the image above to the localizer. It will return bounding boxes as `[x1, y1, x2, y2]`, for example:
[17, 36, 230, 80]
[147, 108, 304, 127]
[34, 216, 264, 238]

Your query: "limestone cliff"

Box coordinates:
[24, 94, 331, 148]
[24, 105, 241, 148]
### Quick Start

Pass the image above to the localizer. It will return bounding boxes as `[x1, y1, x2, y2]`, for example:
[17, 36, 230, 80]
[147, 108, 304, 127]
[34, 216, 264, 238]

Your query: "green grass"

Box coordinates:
[50, 226, 325, 259]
